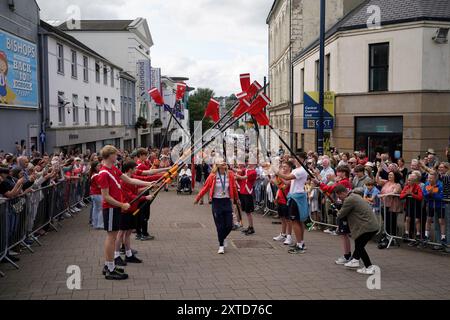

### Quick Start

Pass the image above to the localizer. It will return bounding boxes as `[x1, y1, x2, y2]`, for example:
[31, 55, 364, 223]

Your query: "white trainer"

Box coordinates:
[335, 256, 350, 265]
[218, 246, 225, 254]
[273, 234, 286, 242]
[283, 235, 293, 246]
[344, 259, 360, 268]
[357, 265, 377, 275]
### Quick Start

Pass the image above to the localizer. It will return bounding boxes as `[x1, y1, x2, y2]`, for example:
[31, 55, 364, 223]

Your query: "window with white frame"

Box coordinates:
[110, 68, 114, 87]
[96, 97, 101, 125]
[58, 91, 66, 124]
[72, 94, 79, 124]
[83, 56, 89, 82]
[57, 43, 64, 74]
[71, 50, 77, 78]
[315, 60, 320, 92]
[104, 98, 109, 125]
[103, 66, 108, 85]
[111, 99, 116, 126]
[95, 62, 100, 83]
[84, 97, 90, 125]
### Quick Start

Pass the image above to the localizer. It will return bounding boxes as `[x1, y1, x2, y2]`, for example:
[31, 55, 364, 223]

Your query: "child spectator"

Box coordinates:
[400, 173, 423, 245]
[422, 172, 445, 247]
[363, 179, 381, 232]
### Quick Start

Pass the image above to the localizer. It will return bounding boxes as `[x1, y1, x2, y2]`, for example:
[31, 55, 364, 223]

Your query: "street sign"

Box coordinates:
[39, 131, 46, 144]
[303, 91, 335, 130]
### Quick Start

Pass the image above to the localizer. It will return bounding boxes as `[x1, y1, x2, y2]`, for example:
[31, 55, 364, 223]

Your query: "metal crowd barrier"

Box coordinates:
[381, 195, 449, 250]
[254, 179, 277, 216]
[308, 188, 339, 230]
[0, 199, 7, 277]
[0, 175, 91, 274]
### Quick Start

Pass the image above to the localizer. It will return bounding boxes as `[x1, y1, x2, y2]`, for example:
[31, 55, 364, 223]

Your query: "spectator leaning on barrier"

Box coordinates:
[377, 171, 402, 249]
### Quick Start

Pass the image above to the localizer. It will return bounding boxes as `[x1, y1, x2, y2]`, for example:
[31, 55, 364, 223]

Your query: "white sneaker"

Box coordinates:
[323, 229, 331, 234]
[283, 235, 293, 246]
[218, 246, 225, 254]
[63, 212, 72, 218]
[273, 233, 286, 242]
[330, 231, 338, 236]
[344, 259, 360, 268]
[357, 265, 377, 275]
[335, 256, 350, 265]
[8, 250, 19, 256]
[72, 207, 81, 212]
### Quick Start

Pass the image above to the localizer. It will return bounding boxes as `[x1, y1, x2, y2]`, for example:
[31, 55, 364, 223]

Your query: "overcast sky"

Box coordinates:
[37, 0, 273, 96]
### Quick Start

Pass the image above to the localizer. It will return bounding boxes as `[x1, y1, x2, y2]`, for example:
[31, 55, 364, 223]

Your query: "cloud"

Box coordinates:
[37, 0, 273, 96]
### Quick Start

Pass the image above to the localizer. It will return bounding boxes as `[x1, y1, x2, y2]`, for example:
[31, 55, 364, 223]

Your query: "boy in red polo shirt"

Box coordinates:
[98, 146, 155, 281]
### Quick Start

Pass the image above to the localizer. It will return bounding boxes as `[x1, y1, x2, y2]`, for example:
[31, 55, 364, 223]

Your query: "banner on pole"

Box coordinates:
[303, 91, 335, 130]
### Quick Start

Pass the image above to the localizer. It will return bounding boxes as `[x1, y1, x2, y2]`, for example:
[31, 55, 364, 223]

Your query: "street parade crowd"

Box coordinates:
[1, 144, 449, 280]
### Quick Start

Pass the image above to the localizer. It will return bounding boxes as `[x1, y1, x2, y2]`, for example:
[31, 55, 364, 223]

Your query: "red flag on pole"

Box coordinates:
[233, 97, 251, 118]
[176, 82, 187, 101]
[248, 92, 271, 116]
[240, 73, 251, 93]
[204, 98, 220, 122]
[148, 87, 164, 105]
[253, 111, 270, 126]
[246, 81, 262, 99]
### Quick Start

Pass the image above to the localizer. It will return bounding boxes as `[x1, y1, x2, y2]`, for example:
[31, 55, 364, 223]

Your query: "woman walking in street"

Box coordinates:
[194, 158, 238, 254]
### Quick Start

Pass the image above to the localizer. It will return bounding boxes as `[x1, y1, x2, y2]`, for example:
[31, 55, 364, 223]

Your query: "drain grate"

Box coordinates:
[232, 239, 274, 249]
[175, 222, 204, 229]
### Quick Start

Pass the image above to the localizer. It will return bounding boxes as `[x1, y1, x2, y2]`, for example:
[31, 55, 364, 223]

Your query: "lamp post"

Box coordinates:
[317, 0, 326, 156]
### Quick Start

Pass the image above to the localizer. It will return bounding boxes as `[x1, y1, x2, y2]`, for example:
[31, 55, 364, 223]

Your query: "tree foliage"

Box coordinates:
[188, 88, 215, 133]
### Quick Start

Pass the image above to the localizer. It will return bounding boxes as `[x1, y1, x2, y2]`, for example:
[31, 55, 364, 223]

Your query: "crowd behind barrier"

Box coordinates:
[1, 145, 449, 277]
[0, 177, 91, 276]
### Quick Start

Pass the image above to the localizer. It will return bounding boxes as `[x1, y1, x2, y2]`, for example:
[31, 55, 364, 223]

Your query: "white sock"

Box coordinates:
[442, 235, 446, 240]
[425, 231, 430, 238]
[106, 261, 115, 272]
[126, 250, 133, 258]
[114, 251, 120, 259]
[405, 231, 409, 235]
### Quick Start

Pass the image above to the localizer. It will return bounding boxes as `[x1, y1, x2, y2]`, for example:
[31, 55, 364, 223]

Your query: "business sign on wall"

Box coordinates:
[0, 30, 38, 108]
[303, 91, 335, 130]
[151, 67, 161, 91]
[137, 59, 151, 102]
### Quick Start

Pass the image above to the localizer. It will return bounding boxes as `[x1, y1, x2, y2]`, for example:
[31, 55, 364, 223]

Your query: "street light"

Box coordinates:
[317, 0, 326, 156]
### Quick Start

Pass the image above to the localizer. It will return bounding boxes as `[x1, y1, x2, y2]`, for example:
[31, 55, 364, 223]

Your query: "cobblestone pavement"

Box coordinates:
[1, 190, 450, 300]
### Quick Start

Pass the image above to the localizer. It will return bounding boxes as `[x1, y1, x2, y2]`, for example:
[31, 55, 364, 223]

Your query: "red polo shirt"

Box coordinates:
[98, 164, 124, 209]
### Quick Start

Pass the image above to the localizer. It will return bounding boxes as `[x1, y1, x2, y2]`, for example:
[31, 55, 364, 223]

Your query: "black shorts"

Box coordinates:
[120, 213, 136, 231]
[427, 207, 446, 219]
[103, 207, 121, 232]
[239, 194, 254, 214]
[289, 200, 300, 222]
[337, 218, 351, 235]
[277, 203, 289, 218]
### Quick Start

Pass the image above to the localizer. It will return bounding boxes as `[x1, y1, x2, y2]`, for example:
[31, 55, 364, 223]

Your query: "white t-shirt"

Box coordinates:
[290, 167, 308, 194]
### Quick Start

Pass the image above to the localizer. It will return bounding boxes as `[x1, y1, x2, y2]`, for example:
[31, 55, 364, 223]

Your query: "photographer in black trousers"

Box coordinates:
[332, 185, 380, 275]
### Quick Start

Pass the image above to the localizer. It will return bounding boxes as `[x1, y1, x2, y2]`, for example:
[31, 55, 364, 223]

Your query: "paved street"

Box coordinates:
[1, 190, 450, 300]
